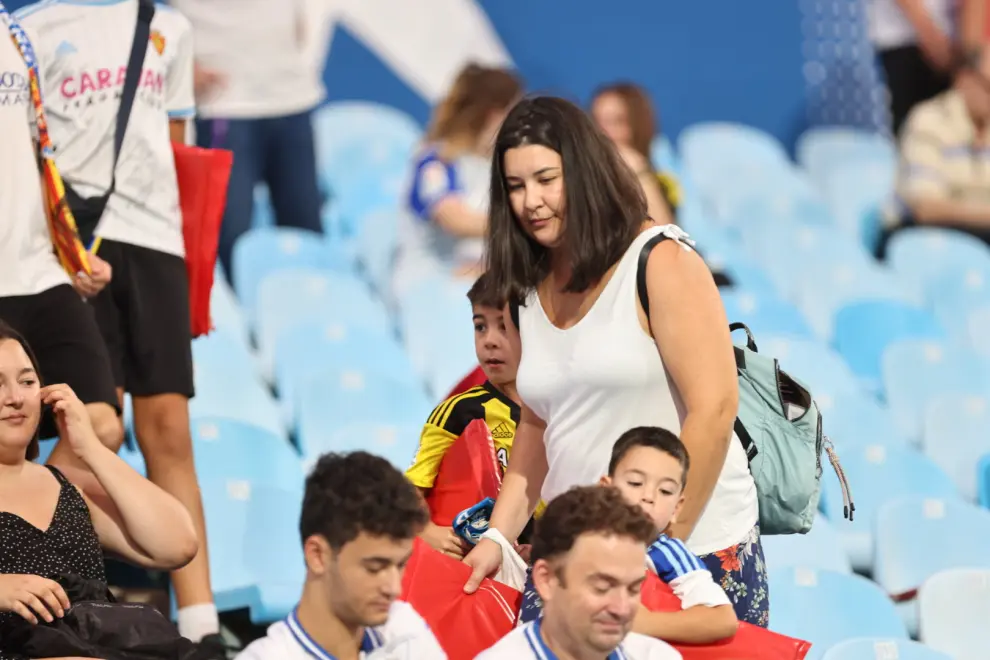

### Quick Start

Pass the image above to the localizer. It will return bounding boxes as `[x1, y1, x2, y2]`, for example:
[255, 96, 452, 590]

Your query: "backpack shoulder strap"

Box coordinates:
[636, 233, 670, 324]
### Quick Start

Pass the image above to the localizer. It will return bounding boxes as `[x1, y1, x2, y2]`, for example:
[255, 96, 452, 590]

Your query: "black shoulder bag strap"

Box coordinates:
[65, 0, 156, 246]
[635, 231, 759, 462]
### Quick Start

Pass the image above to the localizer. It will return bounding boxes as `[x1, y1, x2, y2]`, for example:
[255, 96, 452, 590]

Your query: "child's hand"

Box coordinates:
[513, 543, 532, 564]
[422, 521, 468, 558]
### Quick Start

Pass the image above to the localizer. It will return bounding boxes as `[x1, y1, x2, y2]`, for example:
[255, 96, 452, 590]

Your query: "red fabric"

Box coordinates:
[401, 538, 521, 660]
[172, 143, 233, 338]
[424, 419, 503, 527]
[640, 574, 812, 660]
[445, 367, 488, 399]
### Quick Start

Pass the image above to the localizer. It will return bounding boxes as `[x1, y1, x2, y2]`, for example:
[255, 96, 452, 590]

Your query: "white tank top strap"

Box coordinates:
[640, 222, 696, 252]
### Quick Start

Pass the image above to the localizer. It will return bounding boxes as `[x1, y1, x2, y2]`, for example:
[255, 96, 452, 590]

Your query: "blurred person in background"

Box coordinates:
[868, 0, 956, 135]
[15, 0, 220, 646]
[883, 45, 990, 253]
[172, 0, 326, 278]
[590, 82, 679, 224]
[235, 451, 446, 660]
[391, 64, 521, 303]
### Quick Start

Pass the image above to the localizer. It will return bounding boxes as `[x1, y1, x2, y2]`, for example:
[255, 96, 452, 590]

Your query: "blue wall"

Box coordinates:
[7, 0, 883, 149]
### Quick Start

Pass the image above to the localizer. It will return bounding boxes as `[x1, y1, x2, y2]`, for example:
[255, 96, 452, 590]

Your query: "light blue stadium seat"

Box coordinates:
[355, 205, 401, 294]
[918, 568, 990, 660]
[245, 484, 305, 623]
[679, 122, 791, 199]
[762, 514, 852, 574]
[209, 272, 251, 347]
[980, 454, 990, 509]
[833, 300, 944, 393]
[190, 367, 286, 438]
[721, 292, 812, 339]
[822, 639, 950, 660]
[821, 160, 896, 249]
[821, 445, 958, 573]
[759, 335, 863, 405]
[302, 422, 423, 474]
[399, 275, 476, 398]
[650, 133, 680, 174]
[965, 304, 990, 358]
[874, 497, 990, 636]
[796, 127, 895, 188]
[199, 478, 255, 612]
[273, 322, 421, 430]
[882, 340, 990, 446]
[232, 227, 354, 324]
[295, 372, 432, 466]
[931, 265, 990, 346]
[192, 329, 261, 382]
[768, 567, 907, 660]
[252, 184, 274, 229]
[887, 228, 990, 303]
[190, 417, 304, 489]
[820, 391, 909, 450]
[922, 394, 990, 500]
[255, 268, 391, 380]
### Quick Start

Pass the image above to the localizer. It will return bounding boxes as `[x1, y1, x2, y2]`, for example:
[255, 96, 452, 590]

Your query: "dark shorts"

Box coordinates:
[90, 239, 194, 399]
[0, 283, 119, 438]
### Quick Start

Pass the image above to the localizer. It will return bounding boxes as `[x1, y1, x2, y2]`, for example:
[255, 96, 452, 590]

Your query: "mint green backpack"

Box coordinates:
[637, 234, 853, 535]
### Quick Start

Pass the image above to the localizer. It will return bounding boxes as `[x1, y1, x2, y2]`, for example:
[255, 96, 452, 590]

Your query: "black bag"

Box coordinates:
[0, 574, 222, 660]
[65, 0, 155, 247]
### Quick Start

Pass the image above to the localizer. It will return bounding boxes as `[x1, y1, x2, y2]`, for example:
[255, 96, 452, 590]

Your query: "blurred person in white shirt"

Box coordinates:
[476, 486, 681, 660]
[171, 0, 325, 277]
[15, 0, 220, 645]
[236, 451, 446, 660]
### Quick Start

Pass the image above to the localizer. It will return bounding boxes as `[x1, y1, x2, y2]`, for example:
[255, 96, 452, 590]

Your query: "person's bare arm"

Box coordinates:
[910, 196, 990, 227]
[644, 242, 738, 539]
[895, 0, 955, 70]
[633, 603, 738, 644]
[958, 0, 986, 55]
[487, 403, 549, 541]
[169, 119, 187, 145]
[431, 196, 488, 238]
[638, 172, 675, 225]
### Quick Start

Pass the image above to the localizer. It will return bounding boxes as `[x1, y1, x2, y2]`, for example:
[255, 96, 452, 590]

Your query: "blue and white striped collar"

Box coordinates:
[285, 607, 384, 659]
[523, 619, 627, 660]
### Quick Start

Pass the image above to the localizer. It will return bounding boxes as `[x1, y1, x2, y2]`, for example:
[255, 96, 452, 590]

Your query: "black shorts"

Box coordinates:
[90, 239, 195, 399]
[0, 283, 119, 438]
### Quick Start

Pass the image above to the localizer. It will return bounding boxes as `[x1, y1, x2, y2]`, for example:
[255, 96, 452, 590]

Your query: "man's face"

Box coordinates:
[533, 533, 647, 655]
[307, 532, 414, 627]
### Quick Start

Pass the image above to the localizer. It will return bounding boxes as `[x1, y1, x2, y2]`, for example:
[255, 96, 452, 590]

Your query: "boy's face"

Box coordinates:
[601, 446, 685, 534]
[473, 304, 520, 386]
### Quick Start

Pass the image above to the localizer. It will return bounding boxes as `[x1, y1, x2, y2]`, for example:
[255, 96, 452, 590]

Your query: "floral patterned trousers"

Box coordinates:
[697, 524, 769, 627]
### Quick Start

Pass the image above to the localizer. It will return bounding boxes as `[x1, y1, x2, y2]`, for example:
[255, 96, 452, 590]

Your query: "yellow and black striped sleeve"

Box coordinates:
[405, 387, 489, 489]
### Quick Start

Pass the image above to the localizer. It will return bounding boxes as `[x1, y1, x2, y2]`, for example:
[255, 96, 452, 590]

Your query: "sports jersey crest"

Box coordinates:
[150, 30, 165, 55]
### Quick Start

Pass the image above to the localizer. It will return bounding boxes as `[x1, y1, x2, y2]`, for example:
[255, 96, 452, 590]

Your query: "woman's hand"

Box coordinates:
[0, 574, 70, 624]
[72, 253, 111, 299]
[42, 384, 103, 465]
[462, 537, 503, 593]
[421, 522, 468, 559]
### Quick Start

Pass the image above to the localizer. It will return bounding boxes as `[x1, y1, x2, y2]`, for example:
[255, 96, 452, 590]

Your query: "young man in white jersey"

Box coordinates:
[236, 451, 447, 660]
[15, 0, 219, 645]
[477, 485, 682, 660]
[0, 3, 123, 460]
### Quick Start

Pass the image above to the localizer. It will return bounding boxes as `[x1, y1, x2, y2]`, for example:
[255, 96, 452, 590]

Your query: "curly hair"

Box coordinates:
[531, 485, 657, 565]
[0, 319, 42, 461]
[299, 451, 428, 549]
[607, 426, 689, 488]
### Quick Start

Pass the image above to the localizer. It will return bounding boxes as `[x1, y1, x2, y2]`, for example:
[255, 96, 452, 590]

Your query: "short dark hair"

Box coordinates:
[0, 319, 41, 461]
[485, 96, 647, 306]
[607, 426, 690, 488]
[466, 271, 505, 310]
[299, 451, 428, 550]
[531, 485, 657, 565]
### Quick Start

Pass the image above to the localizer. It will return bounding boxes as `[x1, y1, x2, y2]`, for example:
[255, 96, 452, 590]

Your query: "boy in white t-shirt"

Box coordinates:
[477, 486, 681, 660]
[602, 427, 738, 644]
[15, 0, 219, 645]
[236, 452, 447, 660]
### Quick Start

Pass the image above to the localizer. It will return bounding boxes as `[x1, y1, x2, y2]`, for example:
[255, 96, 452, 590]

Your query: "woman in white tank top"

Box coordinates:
[462, 97, 766, 626]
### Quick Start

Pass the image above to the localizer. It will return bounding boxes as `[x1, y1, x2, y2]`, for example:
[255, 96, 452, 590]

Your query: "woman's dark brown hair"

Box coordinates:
[485, 95, 647, 304]
[425, 63, 522, 149]
[591, 82, 659, 163]
[0, 319, 42, 461]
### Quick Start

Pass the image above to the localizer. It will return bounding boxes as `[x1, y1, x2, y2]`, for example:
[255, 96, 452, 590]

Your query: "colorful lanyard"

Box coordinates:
[0, 0, 92, 275]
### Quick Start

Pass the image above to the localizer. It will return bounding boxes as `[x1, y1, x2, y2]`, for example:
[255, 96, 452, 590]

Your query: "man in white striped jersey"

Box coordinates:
[236, 452, 447, 660]
[476, 486, 681, 660]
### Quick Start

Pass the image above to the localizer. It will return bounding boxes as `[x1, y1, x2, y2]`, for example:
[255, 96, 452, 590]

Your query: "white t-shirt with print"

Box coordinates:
[17, 0, 196, 258]
[476, 620, 682, 660]
[0, 17, 69, 298]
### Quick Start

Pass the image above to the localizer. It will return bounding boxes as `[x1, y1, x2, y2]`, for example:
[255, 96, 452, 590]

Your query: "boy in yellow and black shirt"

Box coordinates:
[407, 273, 522, 557]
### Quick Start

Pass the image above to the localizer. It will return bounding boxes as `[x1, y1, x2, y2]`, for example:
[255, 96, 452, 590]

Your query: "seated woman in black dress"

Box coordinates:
[0, 320, 198, 656]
